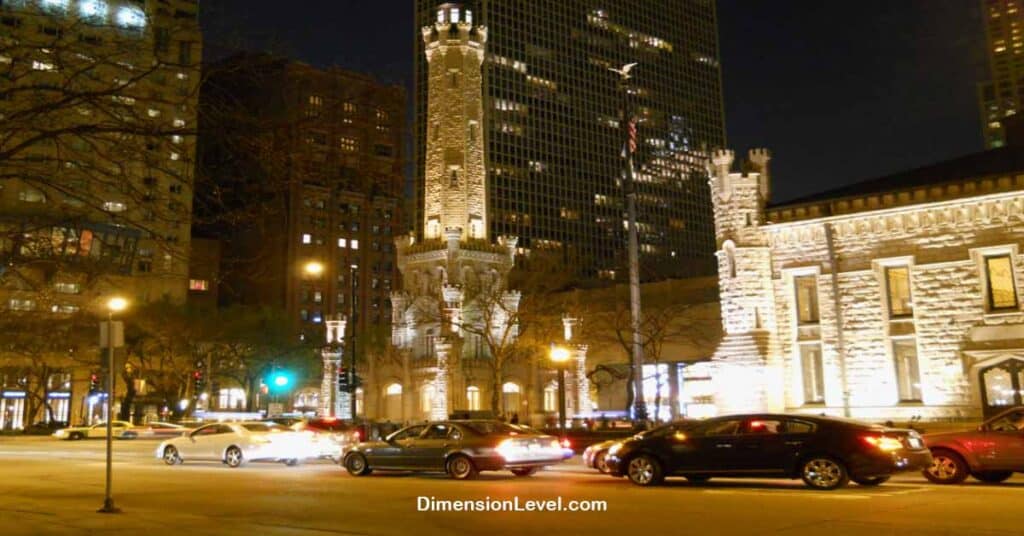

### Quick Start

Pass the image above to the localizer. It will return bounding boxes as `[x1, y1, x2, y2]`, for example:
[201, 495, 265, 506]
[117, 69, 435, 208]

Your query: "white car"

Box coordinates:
[135, 422, 188, 438]
[155, 421, 318, 468]
[53, 421, 136, 440]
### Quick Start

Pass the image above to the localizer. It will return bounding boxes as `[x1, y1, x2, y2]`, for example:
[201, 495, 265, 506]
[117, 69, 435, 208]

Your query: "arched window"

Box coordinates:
[723, 241, 736, 279]
[420, 383, 436, 414]
[466, 386, 481, 411]
[385, 383, 403, 396]
[502, 382, 521, 394]
[502, 382, 521, 415]
[543, 382, 558, 412]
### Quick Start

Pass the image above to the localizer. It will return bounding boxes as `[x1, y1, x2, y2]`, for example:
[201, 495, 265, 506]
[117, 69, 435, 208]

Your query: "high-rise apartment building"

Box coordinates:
[980, 0, 1024, 148]
[413, 0, 726, 282]
[199, 56, 405, 340]
[0, 0, 200, 427]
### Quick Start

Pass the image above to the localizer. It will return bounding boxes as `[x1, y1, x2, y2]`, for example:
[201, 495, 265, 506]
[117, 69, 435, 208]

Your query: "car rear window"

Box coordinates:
[307, 420, 350, 431]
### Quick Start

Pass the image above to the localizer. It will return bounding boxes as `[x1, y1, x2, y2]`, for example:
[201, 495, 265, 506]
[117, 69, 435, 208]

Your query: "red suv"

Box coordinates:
[922, 408, 1024, 484]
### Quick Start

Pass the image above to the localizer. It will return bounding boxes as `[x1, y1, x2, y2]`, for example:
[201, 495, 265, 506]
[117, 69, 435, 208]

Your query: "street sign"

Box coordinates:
[99, 321, 124, 349]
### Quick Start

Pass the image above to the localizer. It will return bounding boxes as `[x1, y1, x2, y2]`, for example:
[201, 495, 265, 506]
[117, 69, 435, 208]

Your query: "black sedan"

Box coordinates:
[341, 420, 566, 479]
[605, 414, 932, 490]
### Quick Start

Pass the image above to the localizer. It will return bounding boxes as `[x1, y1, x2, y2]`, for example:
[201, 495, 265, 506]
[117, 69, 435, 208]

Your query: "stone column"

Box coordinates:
[574, 344, 592, 416]
[432, 337, 453, 420]
[320, 316, 347, 417]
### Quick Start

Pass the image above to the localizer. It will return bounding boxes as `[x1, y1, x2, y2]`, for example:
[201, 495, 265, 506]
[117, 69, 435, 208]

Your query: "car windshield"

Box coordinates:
[461, 422, 524, 436]
[242, 423, 288, 433]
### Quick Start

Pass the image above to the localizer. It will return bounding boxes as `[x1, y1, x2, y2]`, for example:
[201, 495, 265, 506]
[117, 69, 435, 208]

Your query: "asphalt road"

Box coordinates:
[0, 436, 1021, 536]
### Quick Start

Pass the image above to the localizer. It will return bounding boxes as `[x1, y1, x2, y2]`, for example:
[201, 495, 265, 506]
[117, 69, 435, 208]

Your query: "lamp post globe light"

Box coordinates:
[303, 260, 325, 276]
[550, 345, 572, 431]
[99, 295, 128, 514]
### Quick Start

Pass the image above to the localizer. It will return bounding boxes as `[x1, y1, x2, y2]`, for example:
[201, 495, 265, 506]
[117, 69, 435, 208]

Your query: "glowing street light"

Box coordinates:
[99, 295, 128, 514]
[303, 261, 324, 276]
[550, 345, 571, 430]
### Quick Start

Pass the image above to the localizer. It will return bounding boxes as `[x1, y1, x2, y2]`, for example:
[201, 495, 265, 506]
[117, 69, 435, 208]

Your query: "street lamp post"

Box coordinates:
[99, 296, 127, 514]
[550, 346, 571, 431]
[349, 263, 358, 420]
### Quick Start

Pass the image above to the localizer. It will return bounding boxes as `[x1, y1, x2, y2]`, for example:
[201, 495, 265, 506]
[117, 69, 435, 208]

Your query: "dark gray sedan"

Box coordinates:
[341, 420, 566, 479]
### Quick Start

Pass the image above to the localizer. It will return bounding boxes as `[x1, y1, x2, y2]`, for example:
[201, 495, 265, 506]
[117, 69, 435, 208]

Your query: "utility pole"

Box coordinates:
[611, 62, 648, 423]
[349, 263, 358, 420]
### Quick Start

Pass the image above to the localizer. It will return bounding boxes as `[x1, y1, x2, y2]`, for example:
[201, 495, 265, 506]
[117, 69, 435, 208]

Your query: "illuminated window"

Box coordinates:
[32, 60, 55, 71]
[885, 266, 913, 317]
[9, 299, 36, 312]
[385, 383, 403, 396]
[543, 382, 557, 412]
[19, 189, 45, 203]
[893, 339, 921, 402]
[800, 344, 824, 404]
[985, 254, 1018, 310]
[339, 136, 357, 152]
[301, 233, 312, 244]
[79, 0, 107, 22]
[54, 283, 80, 294]
[102, 201, 127, 212]
[306, 95, 323, 117]
[794, 275, 819, 324]
[466, 386, 480, 411]
[420, 384, 435, 414]
[115, 6, 145, 29]
[41, 0, 68, 14]
[350, 239, 359, 250]
[337, 238, 347, 248]
[189, 279, 209, 291]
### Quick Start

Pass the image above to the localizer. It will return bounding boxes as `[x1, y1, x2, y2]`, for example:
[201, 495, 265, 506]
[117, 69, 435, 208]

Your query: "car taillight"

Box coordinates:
[862, 435, 903, 451]
[352, 430, 361, 441]
[560, 438, 571, 449]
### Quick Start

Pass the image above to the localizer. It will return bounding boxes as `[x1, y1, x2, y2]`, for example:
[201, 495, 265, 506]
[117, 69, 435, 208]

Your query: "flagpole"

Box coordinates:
[618, 66, 648, 425]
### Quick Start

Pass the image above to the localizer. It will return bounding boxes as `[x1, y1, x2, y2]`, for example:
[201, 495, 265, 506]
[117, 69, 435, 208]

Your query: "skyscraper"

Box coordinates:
[979, 0, 1024, 148]
[413, 0, 726, 282]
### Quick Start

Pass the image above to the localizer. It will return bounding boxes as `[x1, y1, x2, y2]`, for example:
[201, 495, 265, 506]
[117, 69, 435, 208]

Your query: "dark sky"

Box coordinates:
[200, 1, 989, 203]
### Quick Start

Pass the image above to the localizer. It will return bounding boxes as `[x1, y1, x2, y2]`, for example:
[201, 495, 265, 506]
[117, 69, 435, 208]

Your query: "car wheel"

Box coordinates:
[852, 476, 890, 486]
[162, 445, 181, 466]
[626, 454, 664, 486]
[923, 449, 968, 484]
[972, 470, 1013, 484]
[283, 458, 300, 467]
[121, 432, 137, 440]
[595, 451, 610, 474]
[344, 453, 372, 476]
[224, 446, 244, 468]
[685, 475, 712, 484]
[800, 456, 849, 490]
[446, 454, 478, 480]
[511, 467, 539, 477]
[68, 432, 83, 441]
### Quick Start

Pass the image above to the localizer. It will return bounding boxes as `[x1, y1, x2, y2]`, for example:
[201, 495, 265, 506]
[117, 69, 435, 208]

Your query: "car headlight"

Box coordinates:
[608, 442, 623, 456]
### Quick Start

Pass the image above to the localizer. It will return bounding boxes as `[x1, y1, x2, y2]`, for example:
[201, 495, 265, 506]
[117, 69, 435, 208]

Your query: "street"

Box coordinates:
[0, 436, 1020, 535]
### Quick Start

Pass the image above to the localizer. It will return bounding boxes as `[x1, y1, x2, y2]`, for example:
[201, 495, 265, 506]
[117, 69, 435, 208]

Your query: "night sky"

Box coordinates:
[200, 1, 989, 203]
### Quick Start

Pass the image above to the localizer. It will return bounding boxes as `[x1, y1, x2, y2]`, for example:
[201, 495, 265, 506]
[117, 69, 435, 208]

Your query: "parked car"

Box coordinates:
[156, 421, 318, 468]
[342, 420, 567, 480]
[583, 439, 623, 474]
[53, 421, 136, 440]
[291, 418, 362, 460]
[922, 407, 1024, 484]
[605, 414, 932, 490]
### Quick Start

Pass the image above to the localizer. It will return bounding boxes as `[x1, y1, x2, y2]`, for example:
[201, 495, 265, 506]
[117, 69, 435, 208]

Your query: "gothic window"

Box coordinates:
[885, 266, 913, 318]
[450, 169, 459, 187]
[800, 343, 824, 404]
[985, 254, 1018, 310]
[794, 275, 819, 324]
[893, 339, 922, 402]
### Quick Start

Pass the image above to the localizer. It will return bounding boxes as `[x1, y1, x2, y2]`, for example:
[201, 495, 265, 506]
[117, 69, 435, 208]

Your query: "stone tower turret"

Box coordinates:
[422, 3, 488, 241]
[706, 147, 782, 414]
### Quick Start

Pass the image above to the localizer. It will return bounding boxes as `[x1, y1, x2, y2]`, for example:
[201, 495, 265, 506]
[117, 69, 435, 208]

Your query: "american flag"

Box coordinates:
[627, 117, 637, 154]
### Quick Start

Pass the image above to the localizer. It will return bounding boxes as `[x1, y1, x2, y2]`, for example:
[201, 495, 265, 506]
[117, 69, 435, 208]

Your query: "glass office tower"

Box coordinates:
[414, 1, 726, 282]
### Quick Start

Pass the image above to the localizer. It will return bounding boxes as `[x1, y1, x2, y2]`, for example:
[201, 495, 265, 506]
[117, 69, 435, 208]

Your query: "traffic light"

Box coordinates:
[193, 369, 204, 392]
[89, 372, 100, 393]
[338, 367, 350, 390]
[266, 369, 294, 394]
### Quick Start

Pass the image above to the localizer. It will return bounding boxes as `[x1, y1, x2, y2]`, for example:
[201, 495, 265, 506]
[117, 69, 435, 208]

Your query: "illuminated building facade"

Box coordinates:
[709, 145, 1024, 420]
[980, 0, 1024, 148]
[413, 0, 726, 282]
[0, 0, 201, 428]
